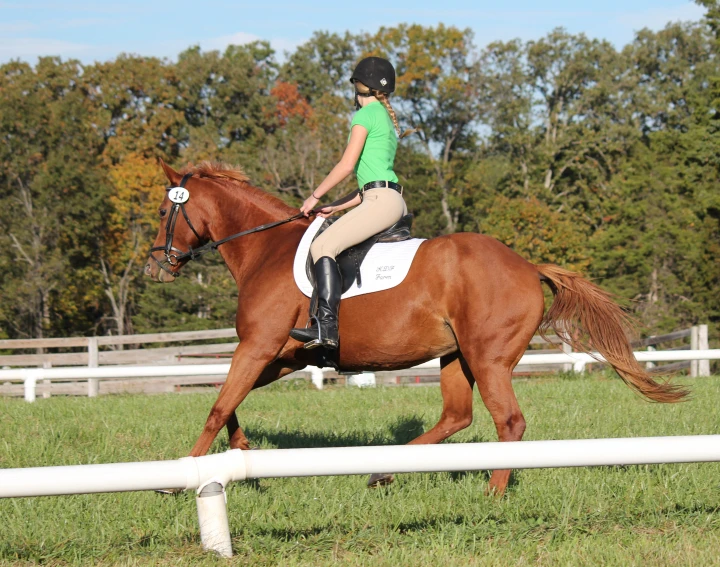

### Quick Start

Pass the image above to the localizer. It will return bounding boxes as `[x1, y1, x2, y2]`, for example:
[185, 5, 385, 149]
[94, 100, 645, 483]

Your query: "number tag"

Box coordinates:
[168, 187, 190, 204]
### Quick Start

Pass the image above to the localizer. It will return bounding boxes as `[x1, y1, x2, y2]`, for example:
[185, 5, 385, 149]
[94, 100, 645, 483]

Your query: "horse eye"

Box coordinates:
[159, 208, 167, 217]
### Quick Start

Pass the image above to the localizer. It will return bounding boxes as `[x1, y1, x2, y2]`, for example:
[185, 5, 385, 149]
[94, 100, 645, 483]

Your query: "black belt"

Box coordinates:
[361, 180, 403, 195]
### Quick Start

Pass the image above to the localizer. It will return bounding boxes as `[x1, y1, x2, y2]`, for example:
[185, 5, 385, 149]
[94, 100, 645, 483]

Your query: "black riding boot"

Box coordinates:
[290, 256, 341, 349]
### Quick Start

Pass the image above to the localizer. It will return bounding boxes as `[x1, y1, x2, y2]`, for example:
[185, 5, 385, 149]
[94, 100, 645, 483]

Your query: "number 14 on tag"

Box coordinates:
[168, 187, 190, 204]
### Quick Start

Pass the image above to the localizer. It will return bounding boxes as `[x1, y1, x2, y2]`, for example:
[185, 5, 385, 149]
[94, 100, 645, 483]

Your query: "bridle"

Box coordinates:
[149, 173, 202, 278]
[148, 173, 305, 278]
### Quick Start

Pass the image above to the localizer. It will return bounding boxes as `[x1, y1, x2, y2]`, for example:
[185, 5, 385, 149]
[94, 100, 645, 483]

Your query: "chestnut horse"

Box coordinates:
[145, 160, 687, 495]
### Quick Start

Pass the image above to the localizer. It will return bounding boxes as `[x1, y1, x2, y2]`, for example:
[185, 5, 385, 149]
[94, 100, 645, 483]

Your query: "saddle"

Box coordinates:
[301, 214, 414, 371]
[305, 214, 414, 293]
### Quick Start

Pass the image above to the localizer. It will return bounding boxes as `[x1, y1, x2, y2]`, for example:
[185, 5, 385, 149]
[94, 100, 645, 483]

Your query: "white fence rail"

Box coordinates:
[1, 325, 710, 372]
[1, 349, 718, 402]
[2, 435, 720, 557]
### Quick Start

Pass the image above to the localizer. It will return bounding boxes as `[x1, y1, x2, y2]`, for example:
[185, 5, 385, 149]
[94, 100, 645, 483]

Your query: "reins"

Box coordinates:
[149, 173, 356, 277]
[173, 211, 306, 263]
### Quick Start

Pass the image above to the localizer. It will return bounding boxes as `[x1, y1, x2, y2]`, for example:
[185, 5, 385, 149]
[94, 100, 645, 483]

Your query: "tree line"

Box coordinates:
[1, 2, 719, 343]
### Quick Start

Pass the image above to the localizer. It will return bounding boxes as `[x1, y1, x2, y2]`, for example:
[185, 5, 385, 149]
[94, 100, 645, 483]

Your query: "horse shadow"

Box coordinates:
[216, 415, 501, 488]
[223, 415, 430, 450]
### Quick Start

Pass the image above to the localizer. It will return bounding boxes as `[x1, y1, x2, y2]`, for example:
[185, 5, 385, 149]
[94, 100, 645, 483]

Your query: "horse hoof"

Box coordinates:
[367, 473, 394, 488]
[484, 485, 506, 498]
[155, 488, 183, 495]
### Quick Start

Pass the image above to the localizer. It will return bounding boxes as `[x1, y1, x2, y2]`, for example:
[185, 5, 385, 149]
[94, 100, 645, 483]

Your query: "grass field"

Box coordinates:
[2, 372, 720, 566]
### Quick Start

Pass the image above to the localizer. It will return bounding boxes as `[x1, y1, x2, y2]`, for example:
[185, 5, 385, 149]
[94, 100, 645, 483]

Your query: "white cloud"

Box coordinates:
[270, 37, 304, 57]
[616, 2, 706, 31]
[199, 31, 304, 59]
[0, 21, 37, 33]
[0, 37, 91, 61]
[56, 17, 115, 29]
[200, 31, 262, 52]
[0, 2, 147, 14]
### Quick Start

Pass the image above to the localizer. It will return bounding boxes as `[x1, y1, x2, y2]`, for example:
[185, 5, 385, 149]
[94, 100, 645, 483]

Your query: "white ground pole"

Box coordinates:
[1, 435, 720, 557]
[2, 349, 720, 402]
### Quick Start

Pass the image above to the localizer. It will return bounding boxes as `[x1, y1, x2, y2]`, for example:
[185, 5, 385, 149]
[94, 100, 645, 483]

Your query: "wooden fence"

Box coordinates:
[632, 326, 710, 375]
[0, 325, 711, 398]
[0, 329, 239, 367]
[0, 329, 568, 375]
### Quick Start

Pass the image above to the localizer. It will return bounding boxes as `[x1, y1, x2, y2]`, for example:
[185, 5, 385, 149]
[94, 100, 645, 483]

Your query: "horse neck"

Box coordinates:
[206, 181, 304, 282]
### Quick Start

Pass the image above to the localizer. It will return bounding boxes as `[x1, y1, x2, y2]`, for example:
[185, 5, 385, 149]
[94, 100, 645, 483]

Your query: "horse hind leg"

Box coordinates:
[467, 360, 526, 496]
[368, 354, 475, 487]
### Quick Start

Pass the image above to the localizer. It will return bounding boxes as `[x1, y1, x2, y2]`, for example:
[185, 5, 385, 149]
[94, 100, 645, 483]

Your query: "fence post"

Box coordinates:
[557, 321, 572, 372]
[561, 341, 573, 372]
[42, 361, 52, 398]
[24, 371, 41, 403]
[646, 345, 656, 370]
[691, 326, 699, 377]
[87, 337, 99, 397]
[698, 324, 710, 377]
[309, 366, 324, 390]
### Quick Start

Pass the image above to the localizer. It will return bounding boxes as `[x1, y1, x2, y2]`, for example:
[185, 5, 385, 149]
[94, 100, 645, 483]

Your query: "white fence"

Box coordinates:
[1, 325, 712, 398]
[0, 325, 709, 370]
[2, 435, 720, 557]
[1, 349, 718, 402]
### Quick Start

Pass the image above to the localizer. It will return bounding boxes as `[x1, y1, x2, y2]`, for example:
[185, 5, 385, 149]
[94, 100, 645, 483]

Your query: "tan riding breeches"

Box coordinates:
[310, 188, 408, 262]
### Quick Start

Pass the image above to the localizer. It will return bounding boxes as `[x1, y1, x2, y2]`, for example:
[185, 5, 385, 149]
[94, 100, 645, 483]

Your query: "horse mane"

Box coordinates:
[181, 160, 297, 216]
[181, 161, 250, 183]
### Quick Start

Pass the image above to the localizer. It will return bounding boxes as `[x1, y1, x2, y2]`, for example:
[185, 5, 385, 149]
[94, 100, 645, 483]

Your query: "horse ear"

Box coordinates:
[158, 158, 182, 186]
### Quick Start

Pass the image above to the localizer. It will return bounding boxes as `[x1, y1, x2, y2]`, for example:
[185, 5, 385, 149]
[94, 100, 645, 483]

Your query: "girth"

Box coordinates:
[305, 214, 414, 293]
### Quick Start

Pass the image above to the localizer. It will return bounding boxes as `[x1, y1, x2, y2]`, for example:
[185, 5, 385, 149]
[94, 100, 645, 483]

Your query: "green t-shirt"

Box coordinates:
[350, 101, 399, 188]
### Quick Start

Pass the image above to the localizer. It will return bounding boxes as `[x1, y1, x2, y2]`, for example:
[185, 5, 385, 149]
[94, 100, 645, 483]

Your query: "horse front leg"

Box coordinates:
[190, 342, 286, 457]
[225, 412, 250, 450]
[224, 362, 303, 450]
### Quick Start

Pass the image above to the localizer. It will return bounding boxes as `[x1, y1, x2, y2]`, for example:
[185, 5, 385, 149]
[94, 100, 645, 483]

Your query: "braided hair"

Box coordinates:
[354, 81, 415, 139]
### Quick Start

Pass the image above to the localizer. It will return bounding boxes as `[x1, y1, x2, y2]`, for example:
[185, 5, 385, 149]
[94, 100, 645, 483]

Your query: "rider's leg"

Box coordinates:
[309, 189, 406, 261]
[290, 189, 406, 349]
[290, 256, 342, 348]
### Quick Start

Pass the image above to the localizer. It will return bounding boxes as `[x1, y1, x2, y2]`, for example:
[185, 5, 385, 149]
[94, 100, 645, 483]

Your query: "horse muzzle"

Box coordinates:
[144, 257, 178, 283]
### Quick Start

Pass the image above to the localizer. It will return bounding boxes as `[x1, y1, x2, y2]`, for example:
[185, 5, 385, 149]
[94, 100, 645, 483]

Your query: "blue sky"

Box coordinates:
[0, 0, 707, 65]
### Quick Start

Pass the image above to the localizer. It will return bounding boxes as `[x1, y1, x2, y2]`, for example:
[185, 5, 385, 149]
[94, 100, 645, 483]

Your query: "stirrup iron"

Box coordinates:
[302, 316, 339, 350]
[301, 315, 324, 350]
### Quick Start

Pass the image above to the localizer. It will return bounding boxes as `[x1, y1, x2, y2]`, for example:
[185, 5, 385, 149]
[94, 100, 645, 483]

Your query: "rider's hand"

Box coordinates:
[316, 206, 335, 219]
[300, 195, 319, 217]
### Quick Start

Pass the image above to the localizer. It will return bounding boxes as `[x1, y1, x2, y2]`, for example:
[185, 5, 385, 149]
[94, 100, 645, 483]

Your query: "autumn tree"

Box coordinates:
[0, 57, 110, 339]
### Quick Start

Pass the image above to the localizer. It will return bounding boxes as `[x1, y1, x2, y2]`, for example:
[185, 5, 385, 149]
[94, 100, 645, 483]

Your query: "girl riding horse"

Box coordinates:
[289, 56, 408, 350]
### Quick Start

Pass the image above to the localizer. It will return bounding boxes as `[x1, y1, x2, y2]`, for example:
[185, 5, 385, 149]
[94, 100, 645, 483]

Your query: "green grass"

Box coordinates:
[2, 373, 720, 566]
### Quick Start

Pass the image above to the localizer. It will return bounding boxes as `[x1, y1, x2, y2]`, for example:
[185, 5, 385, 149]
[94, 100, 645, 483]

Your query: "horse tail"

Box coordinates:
[536, 264, 688, 403]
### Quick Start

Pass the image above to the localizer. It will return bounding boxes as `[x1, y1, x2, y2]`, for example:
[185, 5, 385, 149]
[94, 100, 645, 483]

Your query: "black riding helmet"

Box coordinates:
[350, 56, 396, 93]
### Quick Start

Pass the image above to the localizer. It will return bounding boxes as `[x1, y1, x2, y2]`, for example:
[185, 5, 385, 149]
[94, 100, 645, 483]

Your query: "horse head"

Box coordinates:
[144, 159, 304, 284]
[144, 160, 214, 283]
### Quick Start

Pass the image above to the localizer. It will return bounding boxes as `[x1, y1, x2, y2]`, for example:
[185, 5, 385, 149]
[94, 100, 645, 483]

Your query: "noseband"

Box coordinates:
[148, 172, 306, 278]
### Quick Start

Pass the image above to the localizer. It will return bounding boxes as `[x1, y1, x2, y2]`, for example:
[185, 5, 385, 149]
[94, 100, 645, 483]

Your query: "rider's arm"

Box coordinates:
[328, 193, 362, 212]
[300, 126, 368, 215]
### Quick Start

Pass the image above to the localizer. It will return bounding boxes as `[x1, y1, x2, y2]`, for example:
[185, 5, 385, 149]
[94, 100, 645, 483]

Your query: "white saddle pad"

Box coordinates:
[293, 217, 426, 299]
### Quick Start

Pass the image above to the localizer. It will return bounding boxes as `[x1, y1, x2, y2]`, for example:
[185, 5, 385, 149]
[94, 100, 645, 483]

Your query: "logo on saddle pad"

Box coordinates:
[375, 265, 395, 281]
[293, 217, 425, 300]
